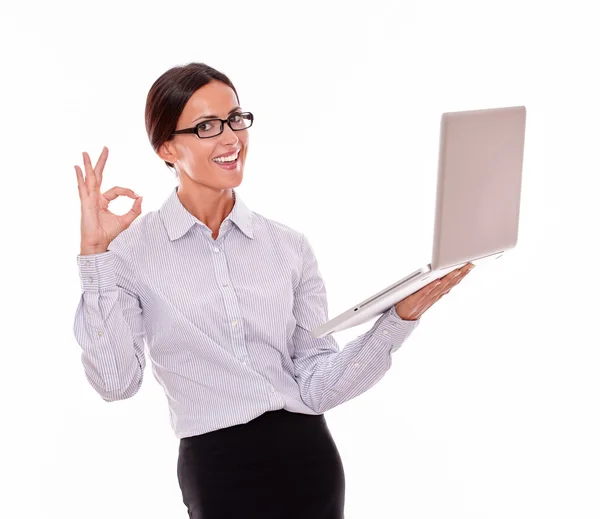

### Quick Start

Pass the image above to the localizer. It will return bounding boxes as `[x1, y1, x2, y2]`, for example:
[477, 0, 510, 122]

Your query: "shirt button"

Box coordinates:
[89, 278, 94, 283]
[214, 247, 220, 252]
[97, 331, 103, 337]
[270, 387, 276, 393]
[382, 330, 389, 336]
[232, 320, 238, 326]
[222, 282, 228, 287]
[85, 260, 91, 266]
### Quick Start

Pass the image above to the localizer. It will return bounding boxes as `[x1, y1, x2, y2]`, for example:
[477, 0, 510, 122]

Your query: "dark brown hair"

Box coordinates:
[144, 62, 240, 177]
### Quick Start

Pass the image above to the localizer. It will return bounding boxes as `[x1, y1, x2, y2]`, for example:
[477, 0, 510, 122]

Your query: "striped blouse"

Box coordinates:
[73, 186, 420, 439]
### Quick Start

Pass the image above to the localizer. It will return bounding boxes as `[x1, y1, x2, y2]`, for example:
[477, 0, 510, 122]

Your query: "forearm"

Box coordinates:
[296, 307, 420, 413]
[73, 251, 145, 401]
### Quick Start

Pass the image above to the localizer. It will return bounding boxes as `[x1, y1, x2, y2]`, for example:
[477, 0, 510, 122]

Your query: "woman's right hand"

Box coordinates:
[75, 146, 143, 255]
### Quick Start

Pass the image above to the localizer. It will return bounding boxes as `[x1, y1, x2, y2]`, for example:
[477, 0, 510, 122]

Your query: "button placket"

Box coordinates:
[210, 240, 249, 362]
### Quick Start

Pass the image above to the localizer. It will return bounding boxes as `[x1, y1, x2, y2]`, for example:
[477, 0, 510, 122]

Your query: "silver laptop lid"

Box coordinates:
[431, 105, 527, 271]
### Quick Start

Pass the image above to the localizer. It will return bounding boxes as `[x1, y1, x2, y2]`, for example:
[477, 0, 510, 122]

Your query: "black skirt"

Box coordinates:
[177, 409, 346, 518]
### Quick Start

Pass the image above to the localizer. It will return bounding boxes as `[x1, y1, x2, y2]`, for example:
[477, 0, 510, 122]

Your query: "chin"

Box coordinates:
[224, 171, 243, 188]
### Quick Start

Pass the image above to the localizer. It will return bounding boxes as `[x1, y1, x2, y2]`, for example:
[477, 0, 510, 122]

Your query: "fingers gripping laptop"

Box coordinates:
[310, 105, 527, 338]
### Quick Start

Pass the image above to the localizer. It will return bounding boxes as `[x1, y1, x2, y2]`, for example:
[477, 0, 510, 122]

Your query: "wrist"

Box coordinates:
[80, 246, 108, 255]
[394, 304, 419, 321]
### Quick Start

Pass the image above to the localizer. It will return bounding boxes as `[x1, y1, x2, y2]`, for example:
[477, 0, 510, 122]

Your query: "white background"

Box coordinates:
[1, 0, 599, 517]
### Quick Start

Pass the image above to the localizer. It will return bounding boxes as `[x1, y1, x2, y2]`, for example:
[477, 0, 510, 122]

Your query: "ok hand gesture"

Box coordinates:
[75, 147, 143, 255]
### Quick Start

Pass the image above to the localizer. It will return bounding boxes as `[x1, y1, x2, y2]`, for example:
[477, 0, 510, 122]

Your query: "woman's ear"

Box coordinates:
[158, 141, 178, 165]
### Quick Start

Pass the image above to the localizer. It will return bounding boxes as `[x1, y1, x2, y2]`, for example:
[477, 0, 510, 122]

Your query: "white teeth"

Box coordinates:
[213, 151, 239, 163]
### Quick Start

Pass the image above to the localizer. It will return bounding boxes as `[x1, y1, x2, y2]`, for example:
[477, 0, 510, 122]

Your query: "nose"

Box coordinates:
[219, 123, 239, 145]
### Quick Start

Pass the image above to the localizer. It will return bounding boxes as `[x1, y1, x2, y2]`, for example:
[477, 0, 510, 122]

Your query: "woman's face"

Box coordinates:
[161, 81, 248, 189]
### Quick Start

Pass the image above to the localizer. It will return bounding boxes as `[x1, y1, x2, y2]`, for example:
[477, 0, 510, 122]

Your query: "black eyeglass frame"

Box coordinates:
[170, 112, 254, 139]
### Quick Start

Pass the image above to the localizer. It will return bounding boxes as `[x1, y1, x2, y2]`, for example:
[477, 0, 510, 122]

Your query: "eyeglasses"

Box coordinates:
[170, 112, 254, 139]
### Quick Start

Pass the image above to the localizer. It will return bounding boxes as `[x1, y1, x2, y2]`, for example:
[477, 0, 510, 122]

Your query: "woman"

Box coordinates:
[73, 62, 473, 519]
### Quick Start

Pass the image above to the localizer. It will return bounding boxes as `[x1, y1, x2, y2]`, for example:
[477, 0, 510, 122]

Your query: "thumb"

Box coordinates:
[121, 196, 143, 229]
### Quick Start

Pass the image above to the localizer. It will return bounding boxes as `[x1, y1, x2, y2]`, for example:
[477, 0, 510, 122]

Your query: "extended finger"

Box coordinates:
[415, 264, 471, 304]
[434, 265, 474, 296]
[413, 279, 443, 309]
[427, 271, 462, 299]
[75, 165, 87, 200]
[414, 264, 474, 316]
[413, 279, 441, 306]
[94, 146, 109, 187]
[103, 186, 140, 202]
[423, 280, 457, 312]
[426, 280, 454, 303]
[441, 264, 473, 286]
[83, 151, 97, 192]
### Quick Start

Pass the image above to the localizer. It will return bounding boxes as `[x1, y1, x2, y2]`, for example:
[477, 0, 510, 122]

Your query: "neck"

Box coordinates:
[176, 183, 235, 235]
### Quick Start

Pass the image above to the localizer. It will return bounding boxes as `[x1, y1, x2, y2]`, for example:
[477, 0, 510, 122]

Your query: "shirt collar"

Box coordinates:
[159, 186, 254, 241]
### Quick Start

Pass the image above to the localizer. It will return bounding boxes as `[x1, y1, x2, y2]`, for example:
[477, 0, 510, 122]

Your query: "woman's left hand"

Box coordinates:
[395, 263, 475, 321]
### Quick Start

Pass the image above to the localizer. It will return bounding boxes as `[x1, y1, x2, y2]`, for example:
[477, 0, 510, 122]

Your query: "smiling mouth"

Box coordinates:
[212, 150, 240, 164]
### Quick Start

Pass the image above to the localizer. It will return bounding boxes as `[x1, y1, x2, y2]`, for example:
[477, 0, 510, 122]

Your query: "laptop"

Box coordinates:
[310, 105, 527, 338]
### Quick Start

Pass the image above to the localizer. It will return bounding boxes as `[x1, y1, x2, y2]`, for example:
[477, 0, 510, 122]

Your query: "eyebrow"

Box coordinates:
[192, 106, 242, 123]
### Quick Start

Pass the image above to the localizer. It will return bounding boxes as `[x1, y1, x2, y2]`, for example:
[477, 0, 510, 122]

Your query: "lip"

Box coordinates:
[213, 149, 241, 160]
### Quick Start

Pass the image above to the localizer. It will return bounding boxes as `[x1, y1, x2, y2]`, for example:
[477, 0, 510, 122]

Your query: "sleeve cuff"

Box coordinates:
[77, 251, 117, 291]
[371, 306, 421, 351]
